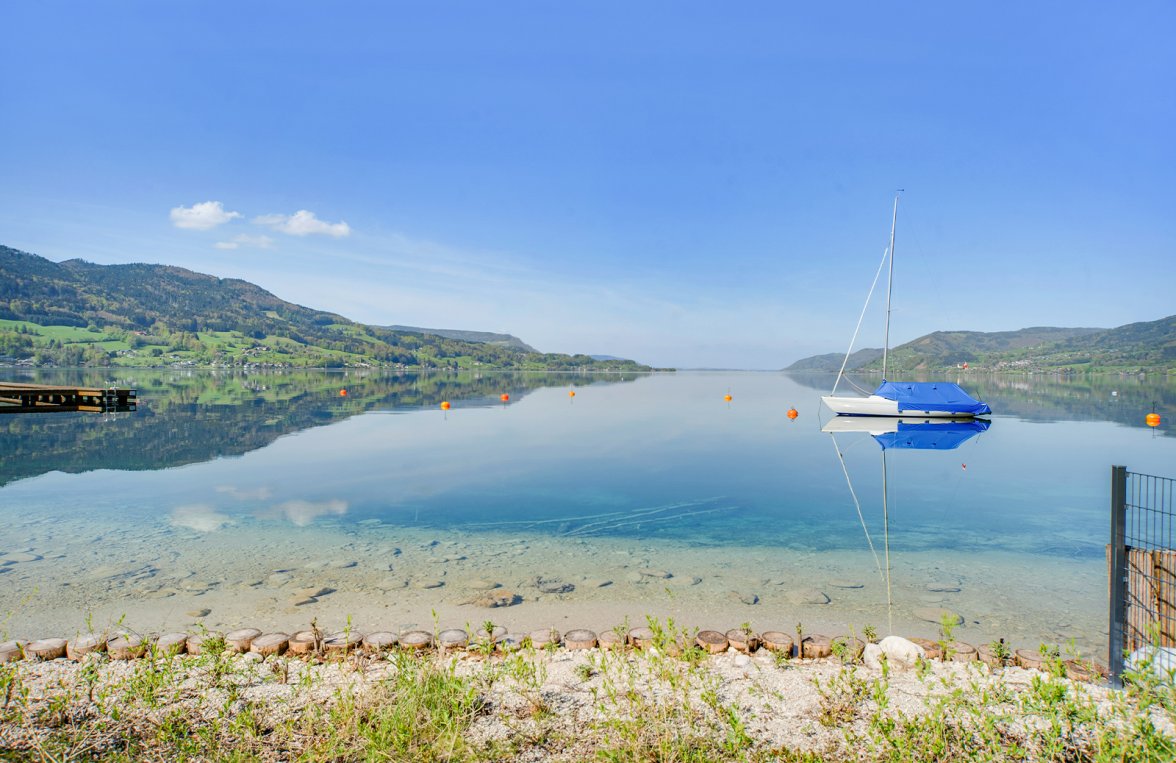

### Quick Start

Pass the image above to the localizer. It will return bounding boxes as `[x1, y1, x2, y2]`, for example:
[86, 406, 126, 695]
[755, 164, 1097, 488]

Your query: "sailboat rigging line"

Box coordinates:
[464, 498, 723, 530]
[464, 510, 625, 529]
[557, 499, 723, 536]
[882, 448, 894, 636]
[843, 376, 873, 396]
[830, 246, 891, 397]
[882, 192, 900, 380]
[829, 434, 886, 583]
[561, 506, 734, 537]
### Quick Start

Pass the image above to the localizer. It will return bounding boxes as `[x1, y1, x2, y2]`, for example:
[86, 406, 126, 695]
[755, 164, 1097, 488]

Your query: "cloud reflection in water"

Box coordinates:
[257, 499, 348, 527]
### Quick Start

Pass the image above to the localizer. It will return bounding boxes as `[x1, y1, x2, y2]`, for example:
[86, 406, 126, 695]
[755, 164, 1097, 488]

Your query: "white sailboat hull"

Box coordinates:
[821, 395, 979, 418]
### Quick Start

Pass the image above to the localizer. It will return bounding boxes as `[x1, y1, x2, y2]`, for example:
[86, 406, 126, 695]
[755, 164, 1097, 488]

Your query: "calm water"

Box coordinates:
[1, 368, 1173, 659]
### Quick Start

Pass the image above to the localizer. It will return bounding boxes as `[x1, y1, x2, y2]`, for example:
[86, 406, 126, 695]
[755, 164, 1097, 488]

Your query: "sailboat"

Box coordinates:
[821, 194, 991, 418]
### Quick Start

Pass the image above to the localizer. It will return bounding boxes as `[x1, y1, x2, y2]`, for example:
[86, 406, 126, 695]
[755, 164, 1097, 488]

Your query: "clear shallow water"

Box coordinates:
[1, 369, 1172, 660]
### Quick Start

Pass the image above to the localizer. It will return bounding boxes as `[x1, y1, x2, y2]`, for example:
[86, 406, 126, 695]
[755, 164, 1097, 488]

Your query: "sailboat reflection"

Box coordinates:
[822, 417, 990, 634]
[822, 417, 990, 448]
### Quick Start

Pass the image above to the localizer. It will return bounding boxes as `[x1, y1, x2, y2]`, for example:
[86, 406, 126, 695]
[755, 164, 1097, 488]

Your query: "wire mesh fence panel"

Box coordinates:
[1110, 466, 1176, 684]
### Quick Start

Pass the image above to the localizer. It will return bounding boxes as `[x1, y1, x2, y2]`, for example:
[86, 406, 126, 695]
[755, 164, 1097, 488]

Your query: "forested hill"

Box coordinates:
[786, 319, 1174, 373]
[386, 325, 536, 353]
[0, 245, 650, 370]
[784, 348, 883, 373]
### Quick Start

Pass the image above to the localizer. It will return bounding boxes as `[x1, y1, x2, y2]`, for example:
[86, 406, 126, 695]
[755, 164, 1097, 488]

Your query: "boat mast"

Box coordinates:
[882, 191, 901, 380]
[882, 448, 893, 635]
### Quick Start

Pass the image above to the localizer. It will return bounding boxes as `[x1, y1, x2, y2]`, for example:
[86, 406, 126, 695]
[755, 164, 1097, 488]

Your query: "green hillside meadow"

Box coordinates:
[0, 246, 651, 371]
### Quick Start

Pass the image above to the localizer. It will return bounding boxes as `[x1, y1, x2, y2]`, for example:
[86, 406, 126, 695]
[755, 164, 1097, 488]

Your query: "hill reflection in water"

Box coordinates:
[0, 369, 648, 487]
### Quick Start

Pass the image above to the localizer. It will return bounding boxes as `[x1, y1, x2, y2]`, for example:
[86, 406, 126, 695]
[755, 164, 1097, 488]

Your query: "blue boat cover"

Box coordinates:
[872, 381, 992, 416]
[873, 420, 990, 451]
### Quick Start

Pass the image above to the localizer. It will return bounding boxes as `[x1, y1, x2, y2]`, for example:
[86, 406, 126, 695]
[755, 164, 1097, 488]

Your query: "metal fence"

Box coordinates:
[1109, 465, 1176, 685]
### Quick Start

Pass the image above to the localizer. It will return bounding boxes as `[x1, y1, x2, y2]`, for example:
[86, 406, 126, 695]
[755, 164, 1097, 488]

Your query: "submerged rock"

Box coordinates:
[785, 588, 830, 606]
[535, 577, 574, 594]
[466, 590, 522, 608]
[296, 586, 335, 599]
[914, 607, 963, 625]
[0, 552, 42, 564]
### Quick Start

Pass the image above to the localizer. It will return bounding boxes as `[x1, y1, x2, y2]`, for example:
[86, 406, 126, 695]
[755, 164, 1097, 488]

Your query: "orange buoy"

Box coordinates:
[440, 401, 451, 411]
[1147, 412, 1161, 427]
[724, 394, 732, 402]
[568, 390, 576, 398]
[339, 389, 347, 397]
[786, 407, 799, 419]
[501, 393, 510, 402]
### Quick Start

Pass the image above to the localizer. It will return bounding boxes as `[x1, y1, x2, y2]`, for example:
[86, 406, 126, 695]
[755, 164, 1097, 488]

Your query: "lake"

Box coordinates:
[1, 368, 1173, 661]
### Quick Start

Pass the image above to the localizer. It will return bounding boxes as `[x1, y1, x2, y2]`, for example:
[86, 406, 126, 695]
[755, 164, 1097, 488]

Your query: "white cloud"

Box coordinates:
[214, 234, 275, 251]
[254, 209, 351, 237]
[170, 200, 241, 230]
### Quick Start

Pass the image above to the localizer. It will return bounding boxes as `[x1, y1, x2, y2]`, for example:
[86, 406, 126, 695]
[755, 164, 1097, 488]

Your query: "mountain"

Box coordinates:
[785, 348, 883, 372]
[0, 245, 651, 371]
[385, 325, 537, 353]
[787, 319, 1175, 373]
[874, 326, 1104, 371]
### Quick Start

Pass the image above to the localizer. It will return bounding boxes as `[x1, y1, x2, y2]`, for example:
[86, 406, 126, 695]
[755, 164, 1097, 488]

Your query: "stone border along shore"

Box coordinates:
[0, 622, 1107, 681]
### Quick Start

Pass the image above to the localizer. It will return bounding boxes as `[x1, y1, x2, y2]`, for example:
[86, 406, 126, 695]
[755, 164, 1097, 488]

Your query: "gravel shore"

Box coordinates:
[2, 632, 1171, 762]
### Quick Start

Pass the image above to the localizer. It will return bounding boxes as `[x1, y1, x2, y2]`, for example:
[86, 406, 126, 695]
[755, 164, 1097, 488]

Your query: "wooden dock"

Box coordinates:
[0, 382, 137, 414]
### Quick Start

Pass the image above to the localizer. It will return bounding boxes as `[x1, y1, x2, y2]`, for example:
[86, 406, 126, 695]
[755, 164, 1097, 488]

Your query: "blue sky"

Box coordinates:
[2, 2, 1172, 368]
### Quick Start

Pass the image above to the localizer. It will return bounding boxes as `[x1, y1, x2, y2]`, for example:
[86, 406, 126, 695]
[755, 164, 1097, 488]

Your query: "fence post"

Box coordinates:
[1109, 465, 1128, 687]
